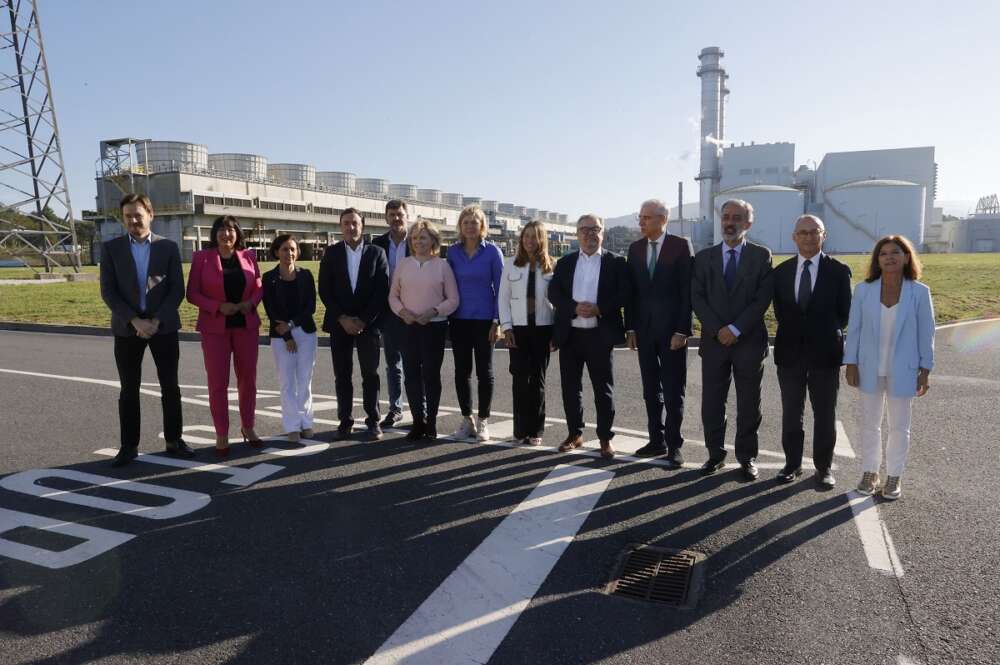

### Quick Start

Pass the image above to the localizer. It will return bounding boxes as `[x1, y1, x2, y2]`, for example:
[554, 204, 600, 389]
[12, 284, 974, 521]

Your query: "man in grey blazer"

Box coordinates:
[100, 193, 195, 467]
[691, 199, 773, 480]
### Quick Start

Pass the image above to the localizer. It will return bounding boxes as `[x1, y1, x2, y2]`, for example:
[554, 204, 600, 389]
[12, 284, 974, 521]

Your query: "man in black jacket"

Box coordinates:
[625, 199, 693, 468]
[547, 214, 630, 459]
[371, 199, 409, 429]
[318, 208, 390, 441]
[99, 193, 195, 466]
[691, 199, 774, 480]
[772, 214, 852, 487]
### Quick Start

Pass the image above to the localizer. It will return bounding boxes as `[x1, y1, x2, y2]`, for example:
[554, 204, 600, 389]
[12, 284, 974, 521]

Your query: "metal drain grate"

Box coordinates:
[607, 545, 704, 608]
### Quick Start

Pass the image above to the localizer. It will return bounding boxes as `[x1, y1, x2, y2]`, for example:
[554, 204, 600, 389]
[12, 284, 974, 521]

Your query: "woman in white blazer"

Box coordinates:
[498, 221, 556, 445]
[844, 235, 935, 500]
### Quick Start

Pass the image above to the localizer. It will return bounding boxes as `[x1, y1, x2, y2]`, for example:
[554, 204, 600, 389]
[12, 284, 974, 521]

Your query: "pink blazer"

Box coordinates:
[186, 248, 263, 333]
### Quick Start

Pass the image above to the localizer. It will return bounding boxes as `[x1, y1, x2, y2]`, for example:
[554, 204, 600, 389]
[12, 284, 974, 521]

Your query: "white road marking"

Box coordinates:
[835, 420, 857, 459]
[92, 449, 285, 487]
[847, 491, 904, 577]
[0, 507, 135, 570]
[365, 464, 613, 665]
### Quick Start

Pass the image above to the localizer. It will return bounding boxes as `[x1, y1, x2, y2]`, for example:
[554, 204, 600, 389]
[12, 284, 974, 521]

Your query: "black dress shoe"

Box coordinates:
[362, 424, 384, 442]
[424, 421, 437, 441]
[334, 422, 354, 441]
[815, 468, 836, 488]
[741, 460, 759, 480]
[775, 465, 803, 484]
[406, 422, 426, 441]
[634, 442, 667, 458]
[700, 456, 727, 476]
[379, 410, 402, 429]
[662, 448, 684, 470]
[164, 439, 197, 459]
[111, 447, 138, 468]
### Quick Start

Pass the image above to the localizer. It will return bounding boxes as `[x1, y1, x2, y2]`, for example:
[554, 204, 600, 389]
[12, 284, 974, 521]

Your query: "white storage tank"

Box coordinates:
[498, 202, 516, 214]
[822, 179, 926, 253]
[536, 210, 549, 222]
[481, 200, 498, 212]
[442, 192, 464, 206]
[268, 163, 316, 188]
[417, 189, 442, 204]
[513, 205, 526, 217]
[558, 213, 569, 225]
[547, 211, 560, 222]
[357, 178, 389, 195]
[316, 171, 356, 191]
[208, 153, 268, 179]
[389, 183, 418, 200]
[525, 208, 539, 220]
[463, 196, 482, 206]
[136, 141, 208, 171]
[713, 184, 805, 253]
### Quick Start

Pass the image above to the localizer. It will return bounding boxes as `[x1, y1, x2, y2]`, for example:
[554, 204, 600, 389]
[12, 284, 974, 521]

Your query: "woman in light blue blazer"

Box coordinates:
[844, 235, 935, 500]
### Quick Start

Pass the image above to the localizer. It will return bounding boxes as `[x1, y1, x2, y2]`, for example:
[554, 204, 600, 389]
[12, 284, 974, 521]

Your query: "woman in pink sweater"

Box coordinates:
[389, 221, 460, 440]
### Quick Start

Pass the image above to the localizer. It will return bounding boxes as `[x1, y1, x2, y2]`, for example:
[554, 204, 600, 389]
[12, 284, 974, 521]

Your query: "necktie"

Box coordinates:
[648, 240, 658, 278]
[798, 259, 812, 311]
[724, 249, 737, 292]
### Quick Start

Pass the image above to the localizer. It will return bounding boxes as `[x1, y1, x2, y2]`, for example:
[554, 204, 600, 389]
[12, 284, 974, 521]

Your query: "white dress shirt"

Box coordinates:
[571, 249, 602, 329]
[345, 241, 364, 292]
[795, 252, 822, 303]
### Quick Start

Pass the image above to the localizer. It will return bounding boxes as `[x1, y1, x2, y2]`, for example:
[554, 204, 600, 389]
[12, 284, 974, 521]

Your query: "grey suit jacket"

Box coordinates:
[691, 240, 774, 353]
[100, 232, 184, 337]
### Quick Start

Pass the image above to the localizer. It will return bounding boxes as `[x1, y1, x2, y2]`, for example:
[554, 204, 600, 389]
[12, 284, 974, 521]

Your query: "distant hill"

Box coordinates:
[605, 202, 698, 228]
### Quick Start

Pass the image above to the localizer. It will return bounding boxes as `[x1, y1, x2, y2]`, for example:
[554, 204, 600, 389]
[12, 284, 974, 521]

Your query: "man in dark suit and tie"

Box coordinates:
[371, 199, 409, 429]
[772, 214, 852, 487]
[691, 198, 774, 480]
[625, 199, 693, 469]
[99, 193, 195, 467]
[547, 214, 630, 459]
[319, 208, 390, 441]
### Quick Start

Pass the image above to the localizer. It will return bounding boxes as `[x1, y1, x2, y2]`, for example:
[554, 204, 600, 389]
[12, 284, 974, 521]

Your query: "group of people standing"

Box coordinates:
[100, 192, 935, 501]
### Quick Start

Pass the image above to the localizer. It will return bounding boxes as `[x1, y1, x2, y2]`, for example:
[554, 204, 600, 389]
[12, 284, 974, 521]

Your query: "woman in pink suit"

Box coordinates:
[187, 215, 264, 457]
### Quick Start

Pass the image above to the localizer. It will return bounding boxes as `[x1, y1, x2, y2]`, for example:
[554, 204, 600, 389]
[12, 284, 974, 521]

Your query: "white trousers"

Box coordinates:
[270, 328, 317, 434]
[858, 377, 914, 476]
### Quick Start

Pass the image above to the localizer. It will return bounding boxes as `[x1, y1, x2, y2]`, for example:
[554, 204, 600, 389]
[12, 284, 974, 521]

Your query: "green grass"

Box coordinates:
[1, 255, 997, 332]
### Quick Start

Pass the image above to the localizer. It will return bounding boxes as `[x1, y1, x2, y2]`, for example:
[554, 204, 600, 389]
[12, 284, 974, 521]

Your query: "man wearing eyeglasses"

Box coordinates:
[548, 214, 630, 459]
[771, 214, 852, 487]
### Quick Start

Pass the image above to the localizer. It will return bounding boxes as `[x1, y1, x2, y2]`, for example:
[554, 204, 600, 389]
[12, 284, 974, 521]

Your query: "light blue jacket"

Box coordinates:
[843, 278, 935, 397]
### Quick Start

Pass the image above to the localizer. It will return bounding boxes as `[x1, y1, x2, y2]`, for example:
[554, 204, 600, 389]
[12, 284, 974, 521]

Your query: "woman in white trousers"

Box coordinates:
[262, 234, 318, 441]
[844, 235, 935, 500]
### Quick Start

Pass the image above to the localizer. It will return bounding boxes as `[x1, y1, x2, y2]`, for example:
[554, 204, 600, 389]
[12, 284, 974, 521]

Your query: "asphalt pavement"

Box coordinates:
[0, 321, 997, 665]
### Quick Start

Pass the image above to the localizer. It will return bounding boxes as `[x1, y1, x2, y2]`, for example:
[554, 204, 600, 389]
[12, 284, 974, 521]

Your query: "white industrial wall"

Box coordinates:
[714, 187, 805, 252]
[822, 182, 925, 253]
[720, 142, 795, 190]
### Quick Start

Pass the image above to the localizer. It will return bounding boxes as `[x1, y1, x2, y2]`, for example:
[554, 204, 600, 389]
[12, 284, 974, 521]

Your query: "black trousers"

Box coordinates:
[509, 325, 552, 439]
[450, 318, 495, 418]
[113, 331, 183, 450]
[402, 321, 448, 424]
[700, 337, 766, 463]
[636, 330, 687, 450]
[776, 360, 840, 471]
[559, 328, 615, 440]
[330, 326, 381, 428]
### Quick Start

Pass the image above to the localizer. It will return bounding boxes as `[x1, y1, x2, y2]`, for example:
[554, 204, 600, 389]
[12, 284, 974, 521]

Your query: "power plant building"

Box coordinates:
[92, 139, 576, 262]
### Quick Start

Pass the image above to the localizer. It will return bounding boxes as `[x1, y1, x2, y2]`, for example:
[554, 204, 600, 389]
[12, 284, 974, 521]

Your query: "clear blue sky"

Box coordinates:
[41, 0, 998, 220]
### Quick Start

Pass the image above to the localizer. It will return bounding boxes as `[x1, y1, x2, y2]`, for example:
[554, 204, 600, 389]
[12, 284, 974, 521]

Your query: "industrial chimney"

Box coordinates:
[696, 46, 728, 243]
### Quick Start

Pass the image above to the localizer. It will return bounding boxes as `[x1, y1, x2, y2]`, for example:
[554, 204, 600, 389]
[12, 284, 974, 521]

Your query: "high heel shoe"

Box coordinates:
[215, 435, 230, 459]
[241, 428, 264, 449]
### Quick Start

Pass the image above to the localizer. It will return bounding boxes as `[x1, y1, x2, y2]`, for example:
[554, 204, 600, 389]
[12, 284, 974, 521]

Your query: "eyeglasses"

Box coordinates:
[577, 226, 603, 235]
[795, 230, 823, 237]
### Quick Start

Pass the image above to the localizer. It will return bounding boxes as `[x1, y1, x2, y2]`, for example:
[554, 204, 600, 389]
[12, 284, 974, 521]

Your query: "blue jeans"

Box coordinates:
[381, 312, 405, 414]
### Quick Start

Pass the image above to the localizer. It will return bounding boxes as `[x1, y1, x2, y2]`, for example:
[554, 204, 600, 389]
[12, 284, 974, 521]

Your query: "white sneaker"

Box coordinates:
[881, 476, 902, 500]
[856, 471, 880, 496]
[476, 418, 490, 441]
[452, 416, 476, 441]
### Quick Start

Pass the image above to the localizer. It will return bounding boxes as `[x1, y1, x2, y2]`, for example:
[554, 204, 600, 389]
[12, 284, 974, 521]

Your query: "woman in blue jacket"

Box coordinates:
[844, 235, 935, 500]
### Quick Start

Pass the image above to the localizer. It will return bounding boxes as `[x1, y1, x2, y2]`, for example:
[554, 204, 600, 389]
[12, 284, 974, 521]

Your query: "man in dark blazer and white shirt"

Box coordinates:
[371, 199, 409, 429]
[691, 198, 774, 480]
[625, 199, 694, 469]
[319, 208, 390, 441]
[548, 214, 630, 459]
[772, 214, 852, 487]
[99, 193, 195, 467]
